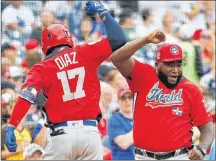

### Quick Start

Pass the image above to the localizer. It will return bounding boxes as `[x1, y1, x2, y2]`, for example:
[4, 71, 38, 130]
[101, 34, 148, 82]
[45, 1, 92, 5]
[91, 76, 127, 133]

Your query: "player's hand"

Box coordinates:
[5, 125, 17, 152]
[146, 30, 166, 44]
[188, 148, 205, 160]
[85, 0, 107, 15]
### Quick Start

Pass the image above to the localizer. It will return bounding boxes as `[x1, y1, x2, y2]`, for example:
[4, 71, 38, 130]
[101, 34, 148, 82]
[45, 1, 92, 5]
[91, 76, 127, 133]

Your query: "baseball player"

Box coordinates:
[110, 30, 214, 160]
[5, 1, 126, 160]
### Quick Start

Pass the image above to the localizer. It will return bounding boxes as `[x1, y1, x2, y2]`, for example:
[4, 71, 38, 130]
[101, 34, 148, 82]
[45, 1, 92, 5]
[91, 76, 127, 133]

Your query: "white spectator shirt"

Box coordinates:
[138, 1, 167, 29]
[180, 1, 207, 29]
[200, 72, 215, 89]
[136, 23, 158, 37]
[138, 1, 207, 30]
[2, 4, 35, 34]
[43, 1, 71, 18]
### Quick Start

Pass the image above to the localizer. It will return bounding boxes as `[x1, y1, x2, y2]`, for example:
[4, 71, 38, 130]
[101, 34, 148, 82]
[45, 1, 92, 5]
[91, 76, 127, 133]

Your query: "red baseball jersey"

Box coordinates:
[127, 59, 213, 152]
[22, 37, 112, 124]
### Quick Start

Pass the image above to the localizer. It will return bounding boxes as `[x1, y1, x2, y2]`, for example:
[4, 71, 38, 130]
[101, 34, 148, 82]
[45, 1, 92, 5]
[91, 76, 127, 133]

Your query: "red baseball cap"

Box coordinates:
[118, 86, 132, 98]
[24, 39, 40, 51]
[155, 44, 184, 62]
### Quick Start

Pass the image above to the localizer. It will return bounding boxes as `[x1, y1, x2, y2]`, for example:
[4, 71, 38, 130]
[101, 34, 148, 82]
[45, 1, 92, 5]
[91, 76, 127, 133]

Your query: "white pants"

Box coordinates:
[42, 121, 103, 160]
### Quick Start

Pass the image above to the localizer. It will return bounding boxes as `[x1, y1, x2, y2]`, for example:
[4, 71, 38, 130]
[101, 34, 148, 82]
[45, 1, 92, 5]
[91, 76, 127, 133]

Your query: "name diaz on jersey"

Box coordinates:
[55, 52, 78, 70]
[146, 82, 183, 108]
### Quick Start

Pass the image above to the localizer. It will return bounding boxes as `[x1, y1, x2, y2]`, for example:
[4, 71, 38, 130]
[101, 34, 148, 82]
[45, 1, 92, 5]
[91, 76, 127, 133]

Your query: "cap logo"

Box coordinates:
[65, 31, 70, 37]
[170, 46, 179, 55]
[156, 52, 160, 59]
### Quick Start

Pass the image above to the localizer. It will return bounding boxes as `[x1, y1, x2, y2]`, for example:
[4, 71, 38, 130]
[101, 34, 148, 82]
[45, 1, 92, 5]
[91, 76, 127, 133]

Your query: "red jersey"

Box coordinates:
[22, 37, 112, 124]
[127, 59, 213, 152]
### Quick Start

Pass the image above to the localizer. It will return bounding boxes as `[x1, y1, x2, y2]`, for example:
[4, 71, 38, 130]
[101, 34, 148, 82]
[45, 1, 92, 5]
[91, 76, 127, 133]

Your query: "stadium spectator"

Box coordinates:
[107, 69, 127, 96]
[136, 9, 156, 37]
[31, 10, 56, 43]
[1, 79, 15, 91]
[199, 30, 214, 74]
[1, 42, 18, 66]
[99, 81, 117, 160]
[65, 1, 85, 37]
[119, 9, 138, 42]
[1, 87, 16, 125]
[118, 0, 138, 13]
[100, 81, 117, 119]
[2, 1, 35, 44]
[108, 86, 134, 160]
[161, 10, 179, 43]
[2, 57, 12, 80]
[77, 16, 100, 43]
[178, 23, 203, 85]
[22, 39, 42, 74]
[98, 65, 115, 82]
[2, 87, 17, 117]
[43, 1, 71, 22]
[204, 1, 215, 29]
[8, 66, 24, 92]
[183, 1, 207, 30]
[138, 1, 167, 29]
[200, 59, 215, 121]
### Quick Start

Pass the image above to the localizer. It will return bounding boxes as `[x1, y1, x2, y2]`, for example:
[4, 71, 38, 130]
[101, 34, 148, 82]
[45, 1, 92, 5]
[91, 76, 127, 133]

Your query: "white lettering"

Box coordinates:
[55, 52, 78, 70]
[64, 54, 73, 66]
[60, 56, 67, 67]
[70, 52, 78, 64]
[55, 58, 65, 70]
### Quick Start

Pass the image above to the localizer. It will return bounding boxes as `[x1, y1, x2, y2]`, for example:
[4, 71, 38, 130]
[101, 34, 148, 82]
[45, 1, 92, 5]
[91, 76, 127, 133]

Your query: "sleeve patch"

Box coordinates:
[19, 86, 37, 104]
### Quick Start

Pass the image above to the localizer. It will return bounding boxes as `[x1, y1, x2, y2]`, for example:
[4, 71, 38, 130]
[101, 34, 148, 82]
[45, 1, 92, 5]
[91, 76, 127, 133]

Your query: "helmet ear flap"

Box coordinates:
[48, 33, 52, 39]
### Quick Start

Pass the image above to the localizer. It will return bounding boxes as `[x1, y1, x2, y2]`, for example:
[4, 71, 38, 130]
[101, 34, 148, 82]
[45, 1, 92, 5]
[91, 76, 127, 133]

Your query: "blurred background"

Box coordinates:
[1, 0, 215, 160]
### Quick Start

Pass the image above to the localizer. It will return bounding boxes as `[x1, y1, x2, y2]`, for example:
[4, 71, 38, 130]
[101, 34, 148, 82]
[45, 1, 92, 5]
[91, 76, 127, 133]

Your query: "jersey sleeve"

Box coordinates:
[79, 37, 112, 68]
[191, 87, 213, 126]
[21, 65, 43, 95]
[107, 116, 125, 142]
[126, 59, 155, 93]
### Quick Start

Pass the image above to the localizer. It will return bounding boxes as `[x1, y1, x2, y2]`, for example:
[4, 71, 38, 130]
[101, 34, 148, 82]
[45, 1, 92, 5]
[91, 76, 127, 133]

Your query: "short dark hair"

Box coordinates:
[141, 9, 151, 21]
[119, 9, 133, 25]
[1, 79, 15, 90]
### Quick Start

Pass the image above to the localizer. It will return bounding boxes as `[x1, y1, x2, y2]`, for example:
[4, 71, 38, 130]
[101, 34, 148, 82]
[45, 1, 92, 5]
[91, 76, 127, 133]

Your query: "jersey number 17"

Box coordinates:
[57, 67, 86, 102]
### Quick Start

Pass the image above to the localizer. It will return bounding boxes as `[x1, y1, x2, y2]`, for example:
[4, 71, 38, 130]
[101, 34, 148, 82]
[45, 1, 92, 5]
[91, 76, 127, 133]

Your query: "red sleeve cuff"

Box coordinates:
[9, 97, 31, 127]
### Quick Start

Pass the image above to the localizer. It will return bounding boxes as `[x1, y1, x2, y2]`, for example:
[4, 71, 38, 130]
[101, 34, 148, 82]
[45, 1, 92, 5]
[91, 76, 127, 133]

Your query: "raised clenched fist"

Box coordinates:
[146, 30, 166, 44]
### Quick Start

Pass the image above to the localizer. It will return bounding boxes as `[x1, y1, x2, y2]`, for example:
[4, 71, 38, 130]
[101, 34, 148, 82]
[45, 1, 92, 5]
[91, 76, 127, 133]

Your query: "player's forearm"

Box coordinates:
[114, 131, 134, 150]
[111, 37, 150, 64]
[198, 121, 214, 150]
[99, 11, 126, 52]
[8, 97, 31, 128]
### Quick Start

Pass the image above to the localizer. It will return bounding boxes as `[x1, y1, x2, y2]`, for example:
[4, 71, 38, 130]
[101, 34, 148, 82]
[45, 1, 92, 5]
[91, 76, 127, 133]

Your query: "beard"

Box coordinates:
[158, 70, 183, 89]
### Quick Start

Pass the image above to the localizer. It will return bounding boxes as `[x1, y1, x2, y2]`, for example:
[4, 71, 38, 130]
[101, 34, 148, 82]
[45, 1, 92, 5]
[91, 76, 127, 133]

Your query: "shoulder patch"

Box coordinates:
[19, 86, 37, 104]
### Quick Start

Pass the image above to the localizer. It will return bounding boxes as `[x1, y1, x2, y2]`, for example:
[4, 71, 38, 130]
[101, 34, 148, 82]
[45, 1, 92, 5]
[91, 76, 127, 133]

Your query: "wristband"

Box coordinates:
[196, 145, 207, 156]
[99, 9, 108, 16]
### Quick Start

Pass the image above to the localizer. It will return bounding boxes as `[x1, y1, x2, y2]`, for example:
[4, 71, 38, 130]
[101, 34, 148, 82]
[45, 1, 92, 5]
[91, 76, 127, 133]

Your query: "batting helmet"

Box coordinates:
[41, 24, 74, 55]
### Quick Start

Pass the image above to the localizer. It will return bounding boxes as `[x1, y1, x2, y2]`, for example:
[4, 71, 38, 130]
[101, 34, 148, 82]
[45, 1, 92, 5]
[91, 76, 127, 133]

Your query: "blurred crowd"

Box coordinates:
[1, 1, 215, 160]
